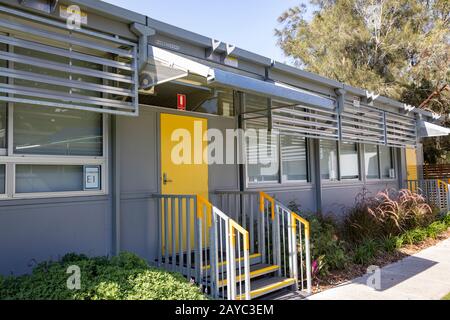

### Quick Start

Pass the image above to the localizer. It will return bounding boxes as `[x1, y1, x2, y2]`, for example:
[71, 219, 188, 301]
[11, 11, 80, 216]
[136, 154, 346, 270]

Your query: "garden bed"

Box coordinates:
[0, 252, 207, 300]
[313, 229, 450, 293]
[290, 188, 450, 295]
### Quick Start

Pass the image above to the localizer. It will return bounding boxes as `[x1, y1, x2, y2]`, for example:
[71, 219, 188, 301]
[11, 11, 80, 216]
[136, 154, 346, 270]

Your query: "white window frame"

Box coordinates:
[0, 107, 109, 200]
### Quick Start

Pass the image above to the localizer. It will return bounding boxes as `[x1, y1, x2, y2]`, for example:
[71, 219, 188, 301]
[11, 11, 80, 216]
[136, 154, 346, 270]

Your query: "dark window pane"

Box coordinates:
[0, 164, 5, 194]
[14, 104, 103, 156]
[16, 165, 84, 193]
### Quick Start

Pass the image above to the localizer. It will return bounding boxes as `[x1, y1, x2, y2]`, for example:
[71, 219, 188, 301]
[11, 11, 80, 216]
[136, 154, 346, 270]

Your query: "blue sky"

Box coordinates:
[103, 0, 310, 64]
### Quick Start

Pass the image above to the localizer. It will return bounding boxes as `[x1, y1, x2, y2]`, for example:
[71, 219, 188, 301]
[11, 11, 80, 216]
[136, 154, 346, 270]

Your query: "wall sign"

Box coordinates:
[177, 94, 187, 111]
[84, 166, 101, 191]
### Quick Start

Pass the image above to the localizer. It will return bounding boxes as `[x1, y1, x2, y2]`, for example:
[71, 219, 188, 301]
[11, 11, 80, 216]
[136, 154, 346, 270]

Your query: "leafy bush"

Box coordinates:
[343, 189, 435, 243]
[0, 252, 206, 300]
[353, 239, 381, 265]
[306, 215, 350, 276]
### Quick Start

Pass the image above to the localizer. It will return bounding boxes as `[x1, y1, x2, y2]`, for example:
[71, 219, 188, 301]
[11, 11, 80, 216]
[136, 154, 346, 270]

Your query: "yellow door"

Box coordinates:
[160, 113, 209, 197]
[160, 113, 209, 254]
[406, 148, 418, 181]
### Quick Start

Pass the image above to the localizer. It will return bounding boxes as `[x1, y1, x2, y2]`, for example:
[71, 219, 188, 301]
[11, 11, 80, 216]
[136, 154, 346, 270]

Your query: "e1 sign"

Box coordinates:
[84, 166, 100, 190]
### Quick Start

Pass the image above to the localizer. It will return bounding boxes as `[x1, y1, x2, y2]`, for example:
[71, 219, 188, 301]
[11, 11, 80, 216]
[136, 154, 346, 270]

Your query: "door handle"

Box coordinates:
[163, 173, 173, 185]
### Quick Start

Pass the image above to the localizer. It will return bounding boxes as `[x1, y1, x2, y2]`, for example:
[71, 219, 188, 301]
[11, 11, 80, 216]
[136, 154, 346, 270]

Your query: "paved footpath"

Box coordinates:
[305, 238, 450, 300]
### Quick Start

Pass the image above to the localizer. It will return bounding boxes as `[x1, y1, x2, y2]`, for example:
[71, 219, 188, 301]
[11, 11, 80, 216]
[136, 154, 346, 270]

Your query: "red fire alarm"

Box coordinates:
[177, 94, 187, 111]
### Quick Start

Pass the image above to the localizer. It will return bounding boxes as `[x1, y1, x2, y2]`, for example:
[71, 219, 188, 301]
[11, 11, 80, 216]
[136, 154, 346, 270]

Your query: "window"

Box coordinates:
[13, 104, 103, 156]
[16, 165, 85, 194]
[281, 135, 308, 182]
[364, 144, 380, 179]
[340, 142, 360, 180]
[0, 164, 5, 194]
[380, 146, 395, 179]
[364, 144, 396, 180]
[320, 140, 338, 181]
[247, 131, 279, 183]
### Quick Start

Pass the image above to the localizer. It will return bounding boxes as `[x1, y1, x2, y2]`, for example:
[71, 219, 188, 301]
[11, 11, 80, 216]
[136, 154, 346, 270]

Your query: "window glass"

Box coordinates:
[244, 94, 269, 129]
[0, 164, 5, 194]
[0, 103, 5, 149]
[14, 104, 103, 156]
[365, 144, 380, 179]
[340, 142, 359, 180]
[281, 135, 307, 182]
[247, 131, 279, 183]
[380, 146, 395, 179]
[320, 140, 338, 181]
[16, 165, 85, 193]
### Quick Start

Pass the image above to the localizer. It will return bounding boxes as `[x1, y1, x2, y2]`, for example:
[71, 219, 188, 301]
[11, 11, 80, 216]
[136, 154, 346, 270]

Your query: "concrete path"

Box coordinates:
[304, 238, 450, 300]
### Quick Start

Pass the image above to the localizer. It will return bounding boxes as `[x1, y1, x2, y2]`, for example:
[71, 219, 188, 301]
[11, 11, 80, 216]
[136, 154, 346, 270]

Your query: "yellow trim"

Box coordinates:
[236, 278, 296, 300]
[202, 253, 262, 270]
[437, 180, 449, 192]
[259, 191, 275, 220]
[229, 219, 250, 251]
[197, 195, 213, 227]
[291, 212, 310, 238]
[218, 265, 279, 287]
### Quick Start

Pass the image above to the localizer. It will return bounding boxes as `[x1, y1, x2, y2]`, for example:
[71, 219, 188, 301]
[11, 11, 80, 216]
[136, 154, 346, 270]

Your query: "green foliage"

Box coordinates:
[353, 239, 381, 265]
[0, 253, 206, 300]
[307, 215, 350, 275]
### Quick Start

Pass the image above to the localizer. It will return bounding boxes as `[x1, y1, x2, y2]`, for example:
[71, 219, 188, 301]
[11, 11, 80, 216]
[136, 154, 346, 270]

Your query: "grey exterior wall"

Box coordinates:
[0, 196, 112, 275]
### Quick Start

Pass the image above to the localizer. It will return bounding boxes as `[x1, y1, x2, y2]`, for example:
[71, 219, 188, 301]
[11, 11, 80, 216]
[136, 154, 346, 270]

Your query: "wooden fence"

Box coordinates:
[424, 164, 450, 179]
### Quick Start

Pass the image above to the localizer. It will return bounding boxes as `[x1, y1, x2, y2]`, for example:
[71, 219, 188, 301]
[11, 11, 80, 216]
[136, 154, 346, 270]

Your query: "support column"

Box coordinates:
[313, 139, 323, 213]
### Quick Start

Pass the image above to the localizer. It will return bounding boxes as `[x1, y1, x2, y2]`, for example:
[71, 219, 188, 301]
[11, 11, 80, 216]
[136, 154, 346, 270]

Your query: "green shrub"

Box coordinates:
[381, 236, 398, 253]
[0, 252, 206, 300]
[353, 239, 381, 265]
[308, 215, 350, 275]
[426, 221, 448, 239]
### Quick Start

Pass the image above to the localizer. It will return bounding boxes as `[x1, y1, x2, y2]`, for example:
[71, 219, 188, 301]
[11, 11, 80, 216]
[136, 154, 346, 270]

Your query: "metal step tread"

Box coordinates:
[237, 277, 296, 300]
[217, 264, 280, 287]
[202, 253, 262, 271]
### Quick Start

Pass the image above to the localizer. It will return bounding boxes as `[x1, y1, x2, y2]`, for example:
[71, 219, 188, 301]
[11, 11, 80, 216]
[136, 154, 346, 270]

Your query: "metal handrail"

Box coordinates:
[259, 191, 312, 294]
[155, 193, 251, 300]
[406, 179, 450, 213]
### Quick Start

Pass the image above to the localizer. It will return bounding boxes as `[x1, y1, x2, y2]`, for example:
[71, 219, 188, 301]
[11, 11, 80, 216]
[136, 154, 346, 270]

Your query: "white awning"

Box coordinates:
[418, 121, 450, 138]
[141, 46, 335, 110]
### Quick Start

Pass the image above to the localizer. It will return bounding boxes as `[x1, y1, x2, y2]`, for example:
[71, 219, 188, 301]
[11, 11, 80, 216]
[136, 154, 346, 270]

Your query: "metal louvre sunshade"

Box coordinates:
[271, 103, 339, 141]
[385, 112, 417, 147]
[340, 101, 386, 145]
[0, 5, 139, 116]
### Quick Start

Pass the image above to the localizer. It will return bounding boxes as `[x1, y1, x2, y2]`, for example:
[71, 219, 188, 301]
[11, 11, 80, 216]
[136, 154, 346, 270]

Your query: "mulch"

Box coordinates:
[312, 229, 450, 293]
